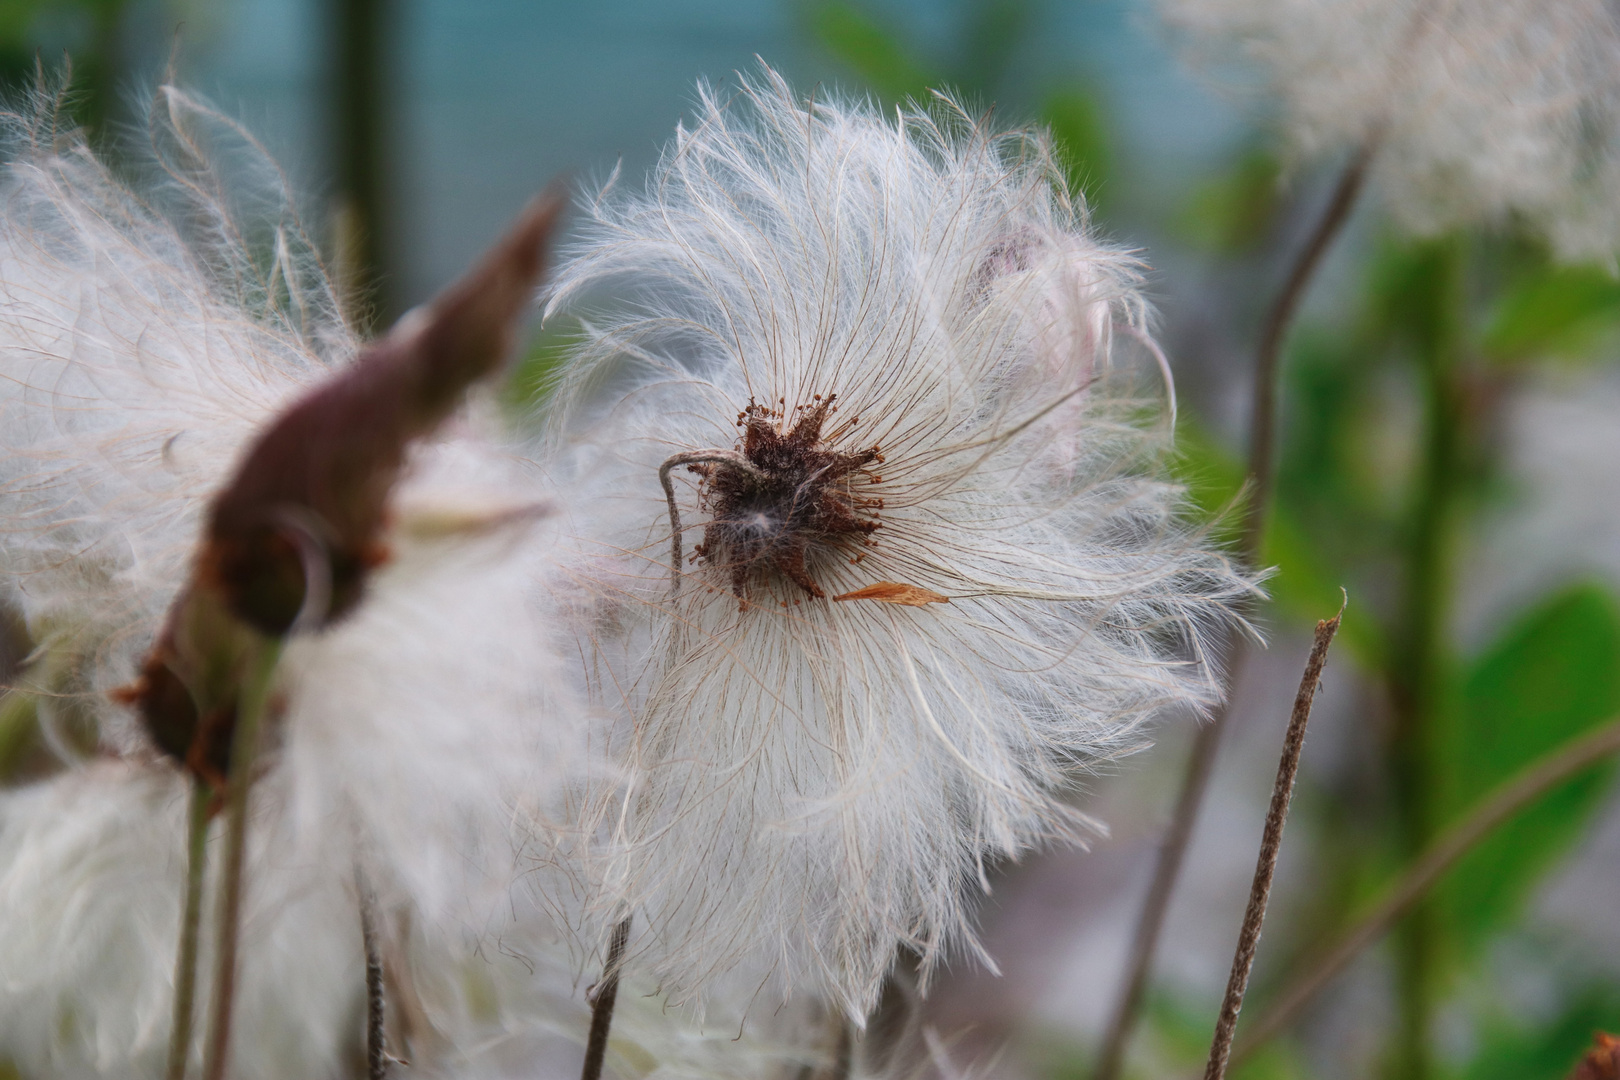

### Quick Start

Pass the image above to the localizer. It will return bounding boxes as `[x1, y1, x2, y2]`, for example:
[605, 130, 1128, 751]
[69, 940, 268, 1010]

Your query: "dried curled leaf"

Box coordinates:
[831, 582, 951, 606]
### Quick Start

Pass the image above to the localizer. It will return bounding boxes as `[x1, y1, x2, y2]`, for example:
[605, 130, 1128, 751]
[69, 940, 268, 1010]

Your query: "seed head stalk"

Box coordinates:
[199, 639, 283, 1080]
[1385, 238, 1467, 1080]
[1093, 140, 1373, 1080]
[1204, 605, 1341, 1080]
[165, 779, 212, 1080]
[580, 915, 632, 1080]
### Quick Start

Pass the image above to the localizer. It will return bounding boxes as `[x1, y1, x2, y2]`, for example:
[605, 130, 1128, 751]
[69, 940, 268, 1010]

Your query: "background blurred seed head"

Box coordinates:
[1159, 0, 1620, 260]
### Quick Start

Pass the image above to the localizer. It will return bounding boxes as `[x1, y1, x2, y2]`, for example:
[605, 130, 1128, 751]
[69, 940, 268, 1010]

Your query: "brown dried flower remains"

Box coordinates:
[689, 394, 883, 601]
[1570, 1033, 1620, 1080]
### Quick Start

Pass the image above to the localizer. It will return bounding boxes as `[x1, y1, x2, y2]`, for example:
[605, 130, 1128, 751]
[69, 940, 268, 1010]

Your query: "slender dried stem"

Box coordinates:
[1093, 141, 1374, 1080]
[1230, 713, 1620, 1065]
[1205, 606, 1342, 1080]
[165, 779, 212, 1080]
[581, 915, 632, 1080]
[356, 862, 388, 1080]
[1239, 143, 1374, 552]
[658, 450, 765, 594]
[199, 640, 283, 1080]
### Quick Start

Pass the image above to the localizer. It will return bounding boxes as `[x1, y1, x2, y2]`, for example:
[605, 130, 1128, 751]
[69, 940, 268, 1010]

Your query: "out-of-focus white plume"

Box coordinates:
[0, 85, 595, 1066]
[0, 761, 359, 1079]
[0, 763, 815, 1078]
[541, 65, 1253, 1020]
[1159, 0, 1620, 260]
[0, 84, 337, 746]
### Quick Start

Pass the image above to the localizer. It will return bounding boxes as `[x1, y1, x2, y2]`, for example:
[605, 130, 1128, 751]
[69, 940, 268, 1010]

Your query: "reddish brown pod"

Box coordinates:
[124, 191, 565, 784]
[206, 192, 565, 635]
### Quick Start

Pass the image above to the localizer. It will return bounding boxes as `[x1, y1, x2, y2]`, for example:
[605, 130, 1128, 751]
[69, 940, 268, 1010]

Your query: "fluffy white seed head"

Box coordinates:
[0, 761, 360, 1078]
[0, 85, 339, 749]
[0, 763, 814, 1078]
[541, 66, 1252, 1019]
[1159, 0, 1620, 259]
[0, 86, 586, 928]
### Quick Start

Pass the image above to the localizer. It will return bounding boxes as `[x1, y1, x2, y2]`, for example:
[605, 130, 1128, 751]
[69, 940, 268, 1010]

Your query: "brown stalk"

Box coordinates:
[356, 863, 388, 1080]
[1229, 713, 1620, 1065]
[1204, 605, 1342, 1080]
[1093, 141, 1374, 1080]
[658, 450, 765, 595]
[581, 915, 632, 1080]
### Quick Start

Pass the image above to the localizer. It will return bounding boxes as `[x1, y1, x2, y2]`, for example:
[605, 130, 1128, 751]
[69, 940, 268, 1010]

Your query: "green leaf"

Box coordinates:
[803, 1, 937, 104]
[1482, 261, 1620, 364]
[0, 690, 42, 785]
[1463, 983, 1620, 1080]
[1440, 583, 1620, 950]
[1173, 149, 1281, 254]
[502, 327, 576, 412]
[1041, 87, 1111, 209]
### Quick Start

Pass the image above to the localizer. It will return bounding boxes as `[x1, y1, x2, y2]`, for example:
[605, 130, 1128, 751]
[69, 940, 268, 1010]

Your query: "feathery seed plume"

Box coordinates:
[0, 763, 817, 1078]
[0, 84, 592, 1067]
[542, 66, 1253, 1019]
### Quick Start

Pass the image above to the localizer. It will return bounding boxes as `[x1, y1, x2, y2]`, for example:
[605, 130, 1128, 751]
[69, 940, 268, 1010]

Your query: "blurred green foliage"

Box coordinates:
[1174, 148, 1283, 255]
[1463, 984, 1620, 1080]
[0, 0, 128, 137]
[802, 0, 1112, 207]
[804, 2, 934, 103]
[1484, 259, 1620, 364]
[1442, 584, 1620, 952]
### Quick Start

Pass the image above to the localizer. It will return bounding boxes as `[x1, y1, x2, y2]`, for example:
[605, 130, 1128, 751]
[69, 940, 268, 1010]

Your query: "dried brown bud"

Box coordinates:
[204, 191, 565, 634]
[129, 191, 566, 781]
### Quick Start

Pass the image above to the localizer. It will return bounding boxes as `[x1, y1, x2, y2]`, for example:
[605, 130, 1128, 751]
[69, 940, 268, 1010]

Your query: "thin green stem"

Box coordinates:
[165, 779, 212, 1080]
[1385, 242, 1466, 1080]
[333, 0, 393, 327]
[200, 640, 283, 1080]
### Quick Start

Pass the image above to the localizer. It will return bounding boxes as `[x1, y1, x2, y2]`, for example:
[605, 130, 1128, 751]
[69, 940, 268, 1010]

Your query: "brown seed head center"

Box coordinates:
[690, 394, 883, 600]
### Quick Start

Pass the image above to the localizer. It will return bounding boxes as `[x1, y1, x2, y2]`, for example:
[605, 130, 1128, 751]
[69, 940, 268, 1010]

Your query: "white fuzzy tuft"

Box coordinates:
[0, 764, 812, 1078]
[0, 85, 341, 748]
[0, 762, 360, 1078]
[0, 85, 599, 1063]
[540, 66, 1253, 1019]
[1159, 0, 1620, 260]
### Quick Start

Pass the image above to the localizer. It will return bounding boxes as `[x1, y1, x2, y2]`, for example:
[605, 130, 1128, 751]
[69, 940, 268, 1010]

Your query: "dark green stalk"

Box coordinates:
[199, 641, 283, 1080]
[333, 0, 393, 328]
[165, 779, 212, 1080]
[1385, 241, 1466, 1080]
[75, 0, 126, 144]
[580, 916, 632, 1080]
